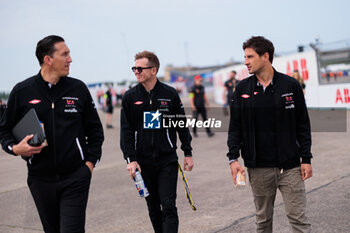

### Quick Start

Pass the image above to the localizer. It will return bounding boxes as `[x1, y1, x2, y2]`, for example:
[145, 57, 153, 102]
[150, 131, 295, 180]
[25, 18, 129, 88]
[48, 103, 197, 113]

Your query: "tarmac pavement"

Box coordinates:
[0, 96, 349, 233]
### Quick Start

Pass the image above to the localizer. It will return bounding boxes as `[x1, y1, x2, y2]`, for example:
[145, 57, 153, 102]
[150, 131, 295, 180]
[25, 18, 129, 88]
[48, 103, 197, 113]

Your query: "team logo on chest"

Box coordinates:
[62, 97, 79, 113]
[281, 93, 295, 109]
[158, 98, 171, 112]
[286, 96, 293, 102]
[66, 100, 75, 105]
[29, 99, 41, 104]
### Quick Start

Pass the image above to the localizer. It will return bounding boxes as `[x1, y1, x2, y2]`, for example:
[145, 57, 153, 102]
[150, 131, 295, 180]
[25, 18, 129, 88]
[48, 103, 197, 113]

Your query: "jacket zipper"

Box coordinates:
[149, 92, 155, 159]
[166, 129, 174, 148]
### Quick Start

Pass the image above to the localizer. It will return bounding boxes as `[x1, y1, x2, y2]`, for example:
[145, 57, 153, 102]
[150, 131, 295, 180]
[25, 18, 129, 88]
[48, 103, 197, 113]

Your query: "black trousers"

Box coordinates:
[141, 161, 179, 233]
[193, 106, 212, 134]
[27, 165, 92, 233]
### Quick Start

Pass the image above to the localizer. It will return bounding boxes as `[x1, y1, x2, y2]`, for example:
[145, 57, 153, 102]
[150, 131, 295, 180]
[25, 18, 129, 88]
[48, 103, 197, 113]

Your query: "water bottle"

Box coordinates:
[134, 170, 149, 197]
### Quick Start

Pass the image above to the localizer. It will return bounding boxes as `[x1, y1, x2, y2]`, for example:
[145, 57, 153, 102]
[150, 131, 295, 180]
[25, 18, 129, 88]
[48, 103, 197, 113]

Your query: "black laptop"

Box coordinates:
[12, 108, 46, 146]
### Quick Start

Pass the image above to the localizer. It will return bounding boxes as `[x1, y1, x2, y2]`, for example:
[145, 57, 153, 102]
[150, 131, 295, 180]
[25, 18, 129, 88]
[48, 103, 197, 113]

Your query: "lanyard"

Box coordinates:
[178, 163, 197, 211]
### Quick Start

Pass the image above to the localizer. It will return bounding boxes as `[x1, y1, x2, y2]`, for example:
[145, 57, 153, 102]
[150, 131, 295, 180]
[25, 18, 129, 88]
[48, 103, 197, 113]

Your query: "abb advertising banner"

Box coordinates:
[213, 50, 350, 108]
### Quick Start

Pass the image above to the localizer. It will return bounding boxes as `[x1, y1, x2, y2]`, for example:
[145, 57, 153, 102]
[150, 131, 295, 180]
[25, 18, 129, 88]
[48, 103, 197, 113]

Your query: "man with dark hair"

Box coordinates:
[243, 36, 275, 63]
[121, 50, 193, 233]
[227, 36, 312, 233]
[35, 35, 65, 65]
[0, 35, 104, 233]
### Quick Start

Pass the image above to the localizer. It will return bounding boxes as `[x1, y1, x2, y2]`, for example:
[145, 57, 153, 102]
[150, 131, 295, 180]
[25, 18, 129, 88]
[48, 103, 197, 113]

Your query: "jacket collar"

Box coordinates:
[139, 78, 160, 95]
[253, 67, 279, 87]
[35, 70, 67, 89]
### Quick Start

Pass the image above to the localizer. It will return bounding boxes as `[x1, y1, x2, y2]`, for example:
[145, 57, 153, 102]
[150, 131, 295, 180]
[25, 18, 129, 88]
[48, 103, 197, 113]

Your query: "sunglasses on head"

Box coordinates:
[131, 66, 154, 73]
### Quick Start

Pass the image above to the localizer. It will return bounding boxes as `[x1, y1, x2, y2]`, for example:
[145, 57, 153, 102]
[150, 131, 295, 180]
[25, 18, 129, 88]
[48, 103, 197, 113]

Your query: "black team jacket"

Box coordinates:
[0, 72, 104, 180]
[120, 80, 192, 165]
[227, 69, 312, 169]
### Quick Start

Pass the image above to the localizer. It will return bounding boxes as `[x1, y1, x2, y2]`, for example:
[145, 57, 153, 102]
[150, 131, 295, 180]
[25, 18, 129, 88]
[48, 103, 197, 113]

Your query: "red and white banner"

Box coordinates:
[213, 50, 350, 108]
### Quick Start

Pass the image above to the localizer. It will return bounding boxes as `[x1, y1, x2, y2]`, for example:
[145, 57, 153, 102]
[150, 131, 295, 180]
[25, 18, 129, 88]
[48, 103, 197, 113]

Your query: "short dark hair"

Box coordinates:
[135, 50, 160, 73]
[243, 36, 274, 63]
[231, 70, 237, 74]
[36, 35, 65, 65]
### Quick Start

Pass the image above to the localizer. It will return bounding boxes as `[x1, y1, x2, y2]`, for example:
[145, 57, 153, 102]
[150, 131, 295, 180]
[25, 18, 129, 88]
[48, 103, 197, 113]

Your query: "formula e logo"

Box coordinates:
[143, 110, 161, 129]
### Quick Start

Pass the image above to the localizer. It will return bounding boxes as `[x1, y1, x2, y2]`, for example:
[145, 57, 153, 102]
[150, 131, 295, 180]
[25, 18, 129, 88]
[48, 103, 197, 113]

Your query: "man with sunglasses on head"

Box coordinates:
[120, 51, 193, 233]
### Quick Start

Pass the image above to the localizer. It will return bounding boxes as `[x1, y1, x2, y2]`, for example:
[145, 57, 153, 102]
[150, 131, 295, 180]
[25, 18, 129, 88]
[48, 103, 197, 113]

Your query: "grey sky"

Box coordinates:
[1, 0, 349, 92]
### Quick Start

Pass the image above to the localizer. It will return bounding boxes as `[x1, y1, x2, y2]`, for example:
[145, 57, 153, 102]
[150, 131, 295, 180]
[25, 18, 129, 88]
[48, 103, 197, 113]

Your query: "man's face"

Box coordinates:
[194, 79, 202, 86]
[47, 42, 72, 77]
[230, 72, 236, 80]
[134, 58, 156, 84]
[244, 48, 266, 74]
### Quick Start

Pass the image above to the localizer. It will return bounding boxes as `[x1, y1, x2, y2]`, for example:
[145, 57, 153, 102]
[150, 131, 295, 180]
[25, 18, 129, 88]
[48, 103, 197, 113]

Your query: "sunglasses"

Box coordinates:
[131, 66, 154, 73]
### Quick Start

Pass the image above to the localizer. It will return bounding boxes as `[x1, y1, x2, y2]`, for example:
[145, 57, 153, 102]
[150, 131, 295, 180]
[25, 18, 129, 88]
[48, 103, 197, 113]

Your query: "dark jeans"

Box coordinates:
[193, 106, 212, 135]
[141, 161, 179, 233]
[27, 165, 92, 233]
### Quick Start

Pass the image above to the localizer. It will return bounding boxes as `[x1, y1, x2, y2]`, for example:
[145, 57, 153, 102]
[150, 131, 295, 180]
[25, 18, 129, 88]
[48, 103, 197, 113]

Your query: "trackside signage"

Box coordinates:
[213, 50, 350, 109]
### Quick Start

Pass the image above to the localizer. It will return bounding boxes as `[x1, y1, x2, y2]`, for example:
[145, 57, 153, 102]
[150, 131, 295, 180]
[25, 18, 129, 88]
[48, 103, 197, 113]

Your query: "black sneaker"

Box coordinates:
[207, 132, 215, 137]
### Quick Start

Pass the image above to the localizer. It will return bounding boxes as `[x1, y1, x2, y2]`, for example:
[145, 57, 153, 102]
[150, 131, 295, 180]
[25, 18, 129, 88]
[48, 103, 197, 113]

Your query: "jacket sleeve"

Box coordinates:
[120, 94, 137, 162]
[227, 89, 242, 160]
[294, 82, 313, 163]
[174, 92, 192, 157]
[82, 86, 104, 165]
[0, 86, 19, 155]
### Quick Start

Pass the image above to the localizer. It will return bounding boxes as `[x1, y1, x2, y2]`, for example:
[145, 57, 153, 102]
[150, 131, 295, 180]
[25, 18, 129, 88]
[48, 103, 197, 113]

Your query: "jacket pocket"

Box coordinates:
[28, 155, 35, 165]
[286, 167, 305, 192]
[135, 130, 147, 153]
[166, 129, 174, 149]
[76, 137, 85, 161]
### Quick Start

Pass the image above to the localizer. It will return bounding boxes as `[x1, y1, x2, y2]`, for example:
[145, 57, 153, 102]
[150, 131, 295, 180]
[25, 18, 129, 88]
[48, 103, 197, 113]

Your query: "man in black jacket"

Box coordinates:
[0, 35, 104, 233]
[120, 51, 193, 233]
[223, 70, 238, 106]
[104, 86, 114, 128]
[227, 36, 312, 233]
[189, 75, 214, 137]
